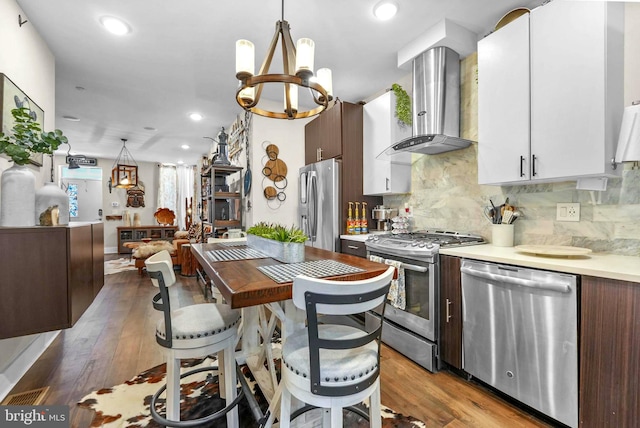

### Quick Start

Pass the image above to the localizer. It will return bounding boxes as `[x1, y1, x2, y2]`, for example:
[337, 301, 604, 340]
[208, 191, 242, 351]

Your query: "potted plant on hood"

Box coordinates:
[0, 107, 69, 227]
[246, 222, 308, 263]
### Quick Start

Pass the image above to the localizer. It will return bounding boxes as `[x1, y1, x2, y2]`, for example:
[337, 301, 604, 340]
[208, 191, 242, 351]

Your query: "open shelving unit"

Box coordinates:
[200, 164, 243, 242]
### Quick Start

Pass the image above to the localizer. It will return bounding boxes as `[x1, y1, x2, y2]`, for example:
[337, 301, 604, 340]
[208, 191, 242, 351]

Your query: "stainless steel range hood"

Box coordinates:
[382, 46, 474, 157]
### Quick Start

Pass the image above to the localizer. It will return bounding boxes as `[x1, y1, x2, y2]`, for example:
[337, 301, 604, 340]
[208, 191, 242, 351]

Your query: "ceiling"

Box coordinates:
[15, 0, 539, 166]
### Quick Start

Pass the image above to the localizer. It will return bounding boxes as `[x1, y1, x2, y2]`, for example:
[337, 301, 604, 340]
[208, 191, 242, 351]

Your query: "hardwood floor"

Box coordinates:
[8, 258, 553, 427]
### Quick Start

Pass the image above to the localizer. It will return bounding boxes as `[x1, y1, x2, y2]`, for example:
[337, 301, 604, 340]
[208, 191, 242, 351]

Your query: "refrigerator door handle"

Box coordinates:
[299, 172, 307, 204]
[309, 173, 318, 240]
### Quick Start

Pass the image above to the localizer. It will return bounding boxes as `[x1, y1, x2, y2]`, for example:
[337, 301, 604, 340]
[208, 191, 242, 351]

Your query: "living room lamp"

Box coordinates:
[111, 138, 138, 188]
[235, 0, 333, 120]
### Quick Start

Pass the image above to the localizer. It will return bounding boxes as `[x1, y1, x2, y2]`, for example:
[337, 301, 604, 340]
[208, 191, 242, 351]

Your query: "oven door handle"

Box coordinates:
[399, 262, 429, 273]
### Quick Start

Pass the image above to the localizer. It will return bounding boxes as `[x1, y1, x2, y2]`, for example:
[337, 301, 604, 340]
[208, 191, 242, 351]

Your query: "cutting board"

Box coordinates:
[514, 245, 592, 257]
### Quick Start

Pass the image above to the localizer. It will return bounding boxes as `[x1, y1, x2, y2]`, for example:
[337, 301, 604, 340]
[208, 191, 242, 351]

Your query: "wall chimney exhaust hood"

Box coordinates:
[380, 46, 474, 158]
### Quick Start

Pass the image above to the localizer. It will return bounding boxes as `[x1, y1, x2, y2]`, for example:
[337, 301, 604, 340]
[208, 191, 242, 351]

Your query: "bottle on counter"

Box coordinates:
[347, 202, 355, 235]
[361, 202, 368, 234]
[354, 202, 361, 234]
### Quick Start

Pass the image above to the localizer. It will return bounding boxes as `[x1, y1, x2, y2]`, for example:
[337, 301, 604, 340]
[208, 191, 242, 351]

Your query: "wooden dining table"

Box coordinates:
[190, 242, 388, 426]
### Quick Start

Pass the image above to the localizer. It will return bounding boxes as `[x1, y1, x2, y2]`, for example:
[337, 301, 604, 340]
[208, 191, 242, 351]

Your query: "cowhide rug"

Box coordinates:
[78, 357, 427, 427]
[104, 258, 137, 275]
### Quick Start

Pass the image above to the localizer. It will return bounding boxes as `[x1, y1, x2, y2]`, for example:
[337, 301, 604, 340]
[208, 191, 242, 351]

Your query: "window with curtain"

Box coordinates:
[157, 164, 195, 230]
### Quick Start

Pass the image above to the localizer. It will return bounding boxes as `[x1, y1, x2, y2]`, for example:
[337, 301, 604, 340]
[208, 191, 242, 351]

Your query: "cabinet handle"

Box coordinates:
[532, 154, 538, 177]
[520, 156, 526, 177]
[317, 147, 323, 162]
[386, 177, 390, 191]
[446, 298, 452, 323]
[347, 245, 360, 250]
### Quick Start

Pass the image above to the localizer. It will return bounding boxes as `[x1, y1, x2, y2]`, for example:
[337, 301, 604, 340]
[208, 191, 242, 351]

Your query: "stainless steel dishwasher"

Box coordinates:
[460, 259, 578, 428]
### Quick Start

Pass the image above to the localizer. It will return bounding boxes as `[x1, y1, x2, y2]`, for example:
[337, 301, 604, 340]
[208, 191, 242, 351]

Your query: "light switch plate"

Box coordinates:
[557, 203, 580, 222]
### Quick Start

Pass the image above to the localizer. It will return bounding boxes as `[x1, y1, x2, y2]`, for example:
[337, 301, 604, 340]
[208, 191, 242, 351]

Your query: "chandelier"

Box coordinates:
[110, 138, 138, 188]
[235, 0, 333, 119]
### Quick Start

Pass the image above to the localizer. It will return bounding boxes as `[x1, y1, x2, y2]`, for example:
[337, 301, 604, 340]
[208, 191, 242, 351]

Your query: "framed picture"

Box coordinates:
[0, 73, 46, 166]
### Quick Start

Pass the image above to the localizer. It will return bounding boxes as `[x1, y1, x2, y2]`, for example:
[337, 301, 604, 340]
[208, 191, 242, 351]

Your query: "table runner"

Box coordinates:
[257, 259, 365, 284]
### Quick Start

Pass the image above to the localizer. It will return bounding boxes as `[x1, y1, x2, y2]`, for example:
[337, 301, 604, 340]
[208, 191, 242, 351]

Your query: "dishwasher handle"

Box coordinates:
[460, 266, 571, 293]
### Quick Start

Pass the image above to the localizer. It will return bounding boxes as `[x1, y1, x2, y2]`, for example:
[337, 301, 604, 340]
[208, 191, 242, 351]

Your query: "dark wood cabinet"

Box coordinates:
[579, 276, 640, 427]
[340, 239, 367, 258]
[439, 255, 463, 369]
[305, 101, 382, 235]
[0, 223, 104, 339]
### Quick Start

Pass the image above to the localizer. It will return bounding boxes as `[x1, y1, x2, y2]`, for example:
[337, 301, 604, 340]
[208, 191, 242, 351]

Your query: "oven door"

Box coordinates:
[368, 251, 437, 343]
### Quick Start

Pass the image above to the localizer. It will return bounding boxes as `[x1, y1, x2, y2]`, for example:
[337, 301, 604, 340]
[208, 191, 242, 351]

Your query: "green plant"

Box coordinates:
[391, 83, 412, 127]
[0, 107, 68, 165]
[247, 222, 308, 243]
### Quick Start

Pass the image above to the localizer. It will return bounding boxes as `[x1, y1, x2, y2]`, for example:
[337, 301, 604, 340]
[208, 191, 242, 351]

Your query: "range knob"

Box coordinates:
[425, 242, 434, 249]
[411, 241, 419, 247]
[418, 242, 426, 248]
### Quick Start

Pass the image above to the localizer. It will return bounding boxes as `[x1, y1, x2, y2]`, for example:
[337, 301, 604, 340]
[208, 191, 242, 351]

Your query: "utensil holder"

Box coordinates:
[492, 224, 514, 247]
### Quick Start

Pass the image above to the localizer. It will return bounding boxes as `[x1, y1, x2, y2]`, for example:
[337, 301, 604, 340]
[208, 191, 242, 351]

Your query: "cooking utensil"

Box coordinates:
[483, 206, 496, 223]
[501, 210, 513, 224]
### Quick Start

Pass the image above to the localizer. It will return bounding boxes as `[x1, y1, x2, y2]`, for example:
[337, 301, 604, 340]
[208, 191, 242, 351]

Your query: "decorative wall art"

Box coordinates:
[261, 141, 288, 209]
[0, 73, 45, 166]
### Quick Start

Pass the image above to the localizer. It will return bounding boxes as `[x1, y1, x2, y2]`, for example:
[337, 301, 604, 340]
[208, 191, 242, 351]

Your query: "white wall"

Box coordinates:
[625, 3, 640, 106]
[246, 100, 311, 228]
[0, 0, 58, 401]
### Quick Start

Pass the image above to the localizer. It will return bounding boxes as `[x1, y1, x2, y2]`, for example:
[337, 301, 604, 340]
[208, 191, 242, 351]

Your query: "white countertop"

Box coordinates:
[440, 244, 640, 284]
[340, 232, 386, 242]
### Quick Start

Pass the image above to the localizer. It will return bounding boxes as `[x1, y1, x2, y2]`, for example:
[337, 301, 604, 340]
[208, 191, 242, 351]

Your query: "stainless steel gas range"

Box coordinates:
[365, 230, 484, 372]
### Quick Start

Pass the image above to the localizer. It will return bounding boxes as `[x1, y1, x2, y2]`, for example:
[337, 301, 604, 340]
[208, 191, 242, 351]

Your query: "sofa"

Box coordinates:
[131, 238, 190, 275]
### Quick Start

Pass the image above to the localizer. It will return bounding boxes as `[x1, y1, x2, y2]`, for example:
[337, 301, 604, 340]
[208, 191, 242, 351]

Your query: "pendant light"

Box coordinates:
[235, 0, 333, 119]
[111, 139, 138, 188]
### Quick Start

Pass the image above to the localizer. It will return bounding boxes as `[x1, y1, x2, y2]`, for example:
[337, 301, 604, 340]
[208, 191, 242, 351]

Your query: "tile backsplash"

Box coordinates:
[384, 145, 640, 256]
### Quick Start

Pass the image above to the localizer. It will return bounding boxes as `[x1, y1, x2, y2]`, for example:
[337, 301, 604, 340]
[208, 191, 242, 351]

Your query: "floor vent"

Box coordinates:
[1, 386, 50, 405]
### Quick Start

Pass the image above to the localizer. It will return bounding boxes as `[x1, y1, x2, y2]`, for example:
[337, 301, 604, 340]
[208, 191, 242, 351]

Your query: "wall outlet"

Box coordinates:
[111, 202, 119, 207]
[556, 202, 580, 222]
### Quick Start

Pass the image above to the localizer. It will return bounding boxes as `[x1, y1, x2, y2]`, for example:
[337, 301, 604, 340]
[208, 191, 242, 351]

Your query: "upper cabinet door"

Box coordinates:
[305, 103, 344, 164]
[363, 91, 411, 195]
[477, 14, 531, 185]
[530, 0, 622, 180]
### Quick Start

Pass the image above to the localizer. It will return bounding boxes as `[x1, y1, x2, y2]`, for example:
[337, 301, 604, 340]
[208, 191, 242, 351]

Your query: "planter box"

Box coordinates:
[247, 234, 305, 264]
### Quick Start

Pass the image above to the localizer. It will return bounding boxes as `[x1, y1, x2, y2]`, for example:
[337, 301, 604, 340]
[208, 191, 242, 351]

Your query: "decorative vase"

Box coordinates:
[123, 210, 131, 226]
[35, 182, 70, 225]
[247, 234, 305, 263]
[0, 164, 36, 227]
[133, 212, 141, 226]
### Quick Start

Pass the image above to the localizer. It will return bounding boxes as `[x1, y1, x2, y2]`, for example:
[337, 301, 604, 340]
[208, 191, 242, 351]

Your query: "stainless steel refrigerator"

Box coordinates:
[299, 158, 340, 251]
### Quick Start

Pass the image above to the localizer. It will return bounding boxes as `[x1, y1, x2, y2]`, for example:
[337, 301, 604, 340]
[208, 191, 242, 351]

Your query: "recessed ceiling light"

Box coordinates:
[181, 144, 190, 150]
[189, 113, 203, 121]
[100, 16, 131, 36]
[63, 115, 80, 121]
[177, 160, 184, 165]
[373, 1, 398, 21]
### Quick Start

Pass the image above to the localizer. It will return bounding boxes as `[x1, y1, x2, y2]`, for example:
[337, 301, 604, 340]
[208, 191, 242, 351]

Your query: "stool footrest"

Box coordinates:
[149, 364, 244, 427]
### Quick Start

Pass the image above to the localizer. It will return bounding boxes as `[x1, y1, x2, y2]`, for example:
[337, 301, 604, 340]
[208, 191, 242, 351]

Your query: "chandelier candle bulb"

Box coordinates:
[295, 38, 315, 77]
[239, 86, 255, 105]
[235, 40, 255, 78]
[316, 68, 333, 100]
[284, 84, 298, 114]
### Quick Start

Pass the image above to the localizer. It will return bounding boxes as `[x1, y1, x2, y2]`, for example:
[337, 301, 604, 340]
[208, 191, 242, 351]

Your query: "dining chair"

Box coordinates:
[145, 250, 242, 427]
[279, 266, 395, 428]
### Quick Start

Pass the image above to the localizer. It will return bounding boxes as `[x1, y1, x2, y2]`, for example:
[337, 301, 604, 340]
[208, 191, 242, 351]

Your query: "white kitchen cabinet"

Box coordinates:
[363, 91, 412, 195]
[478, 1, 623, 185]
